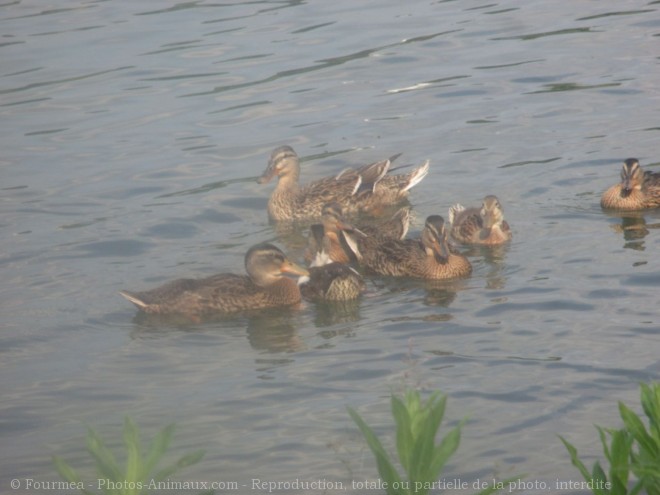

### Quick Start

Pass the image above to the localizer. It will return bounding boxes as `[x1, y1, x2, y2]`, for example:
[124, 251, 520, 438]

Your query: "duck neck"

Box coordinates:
[268, 173, 301, 220]
[278, 165, 300, 189]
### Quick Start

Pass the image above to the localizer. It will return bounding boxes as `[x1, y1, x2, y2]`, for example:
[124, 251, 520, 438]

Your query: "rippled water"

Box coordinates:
[2, 1, 660, 492]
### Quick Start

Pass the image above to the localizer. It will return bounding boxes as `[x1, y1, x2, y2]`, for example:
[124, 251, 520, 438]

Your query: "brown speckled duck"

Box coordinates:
[257, 145, 429, 222]
[448, 195, 512, 245]
[119, 243, 309, 318]
[601, 158, 660, 210]
[299, 224, 365, 301]
[357, 215, 472, 279]
[306, 202, 412, 267]
[304, 202, 365, 265]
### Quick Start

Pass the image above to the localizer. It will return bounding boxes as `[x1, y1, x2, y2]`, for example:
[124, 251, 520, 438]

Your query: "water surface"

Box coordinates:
[2, 0, 659, 492]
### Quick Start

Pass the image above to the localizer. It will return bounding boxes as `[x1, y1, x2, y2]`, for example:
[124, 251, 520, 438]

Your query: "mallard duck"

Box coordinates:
[357, 215, 472, 279]
[304, 202, 365, 265]
[448, 195, 512, 245]
[305, 202, 411, 267]
[257, 145, 429, 222]
[601, 158, 660, 210]
[299, 224, 365, 301]
[119, 243, 309, 317]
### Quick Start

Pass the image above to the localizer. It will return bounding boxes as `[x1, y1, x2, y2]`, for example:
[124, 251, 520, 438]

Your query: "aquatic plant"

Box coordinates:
[560, 382, 660, 495]
[53, 416, 210, 495]
[348, 390, 514, 495]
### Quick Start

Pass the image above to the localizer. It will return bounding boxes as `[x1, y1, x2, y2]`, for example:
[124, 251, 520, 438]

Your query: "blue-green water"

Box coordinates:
[2, 1, 659, 493]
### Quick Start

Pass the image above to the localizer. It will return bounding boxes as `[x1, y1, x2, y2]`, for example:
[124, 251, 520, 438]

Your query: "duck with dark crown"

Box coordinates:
[601, 158, 660, 210]
[355, 215, 472, 280]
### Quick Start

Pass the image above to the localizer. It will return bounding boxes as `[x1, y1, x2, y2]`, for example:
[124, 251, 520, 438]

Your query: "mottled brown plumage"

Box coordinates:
[300, 263, 365, 301]
[119, 243, 309, 317]
[449, 195, 512, 245]
[257, 145, 429, 222]
[303, 203, 365, 265]
[305, 203, 411, 267]
[299, 223, 365, 301]
[357, 216, 472, 280]
[357, 206, 412, 241]
[601, 158, 660, 210]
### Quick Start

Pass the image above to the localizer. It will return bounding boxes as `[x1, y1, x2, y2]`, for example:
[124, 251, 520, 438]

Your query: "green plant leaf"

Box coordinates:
[143, 423, 175, 479]
[52, 456, 96, 495]
[86, 427, 123, 483]
[425, 397, 453, 476]
[151, 449, 206, 483]
[596, 425, 612, 463]
[620, 402, 658, 457]
[609, 428, 632, 490]
[640, 383, 660, 438]
[591, 461, 611, 495]
[392, 395, 413, 473]
[428, 423, 462, 481]
[347, 407, 403, 495]
[559, 436, 596, 485]
[409, 393, 448, 483]
[122, 417, 142, 494]
[54, 418, 208, 495]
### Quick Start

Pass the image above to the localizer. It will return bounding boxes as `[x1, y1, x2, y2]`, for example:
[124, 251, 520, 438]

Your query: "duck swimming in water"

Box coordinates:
[258, 145, 429, 222]
[448, 195, 512, 245]
[303, 202, 365, 265]
[119, 243, 309, 318]
[601, 158, 660, 210]
[356, 215, 472, 280]
[299, 224, 365, 301]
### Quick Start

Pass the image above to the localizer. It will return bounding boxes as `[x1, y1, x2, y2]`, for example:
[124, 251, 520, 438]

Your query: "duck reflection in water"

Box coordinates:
[603, 209, 660, 251]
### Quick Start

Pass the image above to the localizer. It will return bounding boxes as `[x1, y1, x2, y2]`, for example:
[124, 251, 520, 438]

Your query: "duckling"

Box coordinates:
[357, 215, 472, 279]
[299, 224, 365, 301]
[449, 195, 512, 245]
[258, 145, 429, 222]
[601, 158, 660, 210]
[119, 243, 309, 317]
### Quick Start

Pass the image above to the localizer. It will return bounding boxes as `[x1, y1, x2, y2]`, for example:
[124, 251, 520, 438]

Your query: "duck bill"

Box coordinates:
[257, 167, 275, 184]
[431, 236, 450, 261]
[482, 214, 497, 229]
[280, 260, 310, 277]
[621, 177, 634, 194]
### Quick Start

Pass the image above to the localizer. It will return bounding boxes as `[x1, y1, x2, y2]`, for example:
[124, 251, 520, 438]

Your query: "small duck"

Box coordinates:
[119, 243, 309, 318]
[299, 224, 365, 301]
[601, 158, 660, 210]
[304, 202, 365, 265]
[306, 202, 412, 267]
[258, 145, 429, 222]
[449, 195, 512, 245]
[357, 215, 472, 279]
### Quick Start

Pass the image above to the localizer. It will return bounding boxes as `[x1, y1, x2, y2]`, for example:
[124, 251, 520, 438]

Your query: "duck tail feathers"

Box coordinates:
[402, 160, 430, 192]
[119, 290, 148, 309]
[448, 203, 465, 225]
